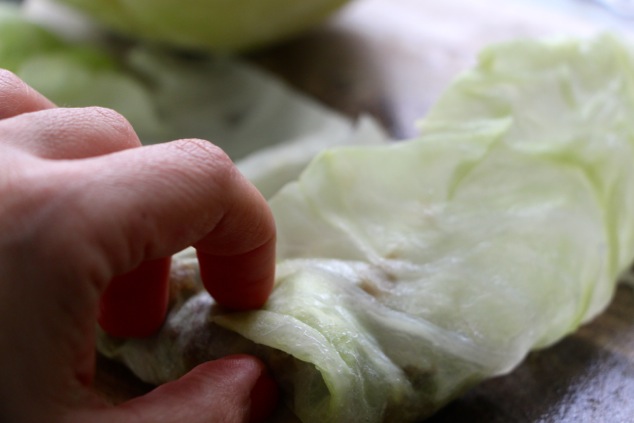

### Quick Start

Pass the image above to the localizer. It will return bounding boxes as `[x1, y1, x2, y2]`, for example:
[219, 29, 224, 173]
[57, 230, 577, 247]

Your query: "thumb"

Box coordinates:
[70, 356, 278, 423]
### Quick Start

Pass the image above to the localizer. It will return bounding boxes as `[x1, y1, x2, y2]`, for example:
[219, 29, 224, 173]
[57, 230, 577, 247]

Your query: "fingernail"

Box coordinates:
[248, 368, 279, 423]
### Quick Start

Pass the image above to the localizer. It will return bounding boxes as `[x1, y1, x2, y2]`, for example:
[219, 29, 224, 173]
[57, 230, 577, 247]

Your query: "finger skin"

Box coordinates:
[5, 137, 276, 312]
[0, 106, 142, 159]
[197, 237, 276, 310]
[98, 257, 172, 338]
[248, 366, 280, 423]
[0, 75, 279, 423]
[55, 139, 277, 306]
[0, 75, 276, 310]
[65, 356, 279, 423]
[0, 69, 56, 118]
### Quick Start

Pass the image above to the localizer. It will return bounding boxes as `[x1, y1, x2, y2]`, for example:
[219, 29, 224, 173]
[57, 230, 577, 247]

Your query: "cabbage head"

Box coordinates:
[54, 0, 351, 52]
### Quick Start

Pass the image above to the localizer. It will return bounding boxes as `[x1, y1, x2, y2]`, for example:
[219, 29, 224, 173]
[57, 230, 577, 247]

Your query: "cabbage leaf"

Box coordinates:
[98, 34, 634, 423]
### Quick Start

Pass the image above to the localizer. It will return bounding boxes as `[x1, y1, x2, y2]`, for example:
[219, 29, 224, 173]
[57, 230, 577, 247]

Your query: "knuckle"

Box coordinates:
[172, 138, 235, 175]
[86, 106, 140, 146]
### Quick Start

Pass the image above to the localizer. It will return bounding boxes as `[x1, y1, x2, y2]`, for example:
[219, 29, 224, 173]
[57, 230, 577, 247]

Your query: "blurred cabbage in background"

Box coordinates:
[52, 0, 352, 52]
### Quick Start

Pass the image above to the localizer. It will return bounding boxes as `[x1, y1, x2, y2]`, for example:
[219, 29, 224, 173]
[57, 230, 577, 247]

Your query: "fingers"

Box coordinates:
[47, 138, 276, 309]
[0, 71, 140, 162]
[0, 106, 142, 159]
[68, 355, 279, 423]
[0, 72, 280, 423]
[197, 236, 276, 310]
[193, 162, 277, 309]
[0, 73, 276, 312]
[97, 257, 172, 338]
[0, 69, 56, 118]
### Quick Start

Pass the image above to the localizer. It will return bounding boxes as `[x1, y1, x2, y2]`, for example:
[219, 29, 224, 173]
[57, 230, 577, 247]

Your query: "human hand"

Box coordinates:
[0, 70, 278, 423]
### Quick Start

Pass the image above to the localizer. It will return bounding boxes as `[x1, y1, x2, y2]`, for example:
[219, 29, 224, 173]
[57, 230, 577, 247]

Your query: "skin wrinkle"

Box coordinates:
[137, 139, 238, 252]
[209, 202, 276, 257]
[103, 145, 221, 261]
[39, 137, 265, 281]
[0, 72, 277, 422]
[0, 107, 142, 159]
[171, 137, 231, 165]
[90, 106, 141, 144]
[192, 151, 275, 257]
[167, 138, 246, 244]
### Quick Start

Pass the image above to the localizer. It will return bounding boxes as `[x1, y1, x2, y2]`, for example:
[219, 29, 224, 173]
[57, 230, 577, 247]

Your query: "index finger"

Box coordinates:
[55, 138, 276, 309]
[195, 201, 276, 310]
[194, 160, 277, 310]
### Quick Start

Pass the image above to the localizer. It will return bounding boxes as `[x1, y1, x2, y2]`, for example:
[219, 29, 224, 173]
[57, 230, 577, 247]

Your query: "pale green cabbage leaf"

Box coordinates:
[97, 34, 634, 423]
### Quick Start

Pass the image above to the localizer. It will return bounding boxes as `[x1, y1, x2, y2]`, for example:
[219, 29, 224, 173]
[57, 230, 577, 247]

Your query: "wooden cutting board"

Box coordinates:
[95, 0, 634, 421]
